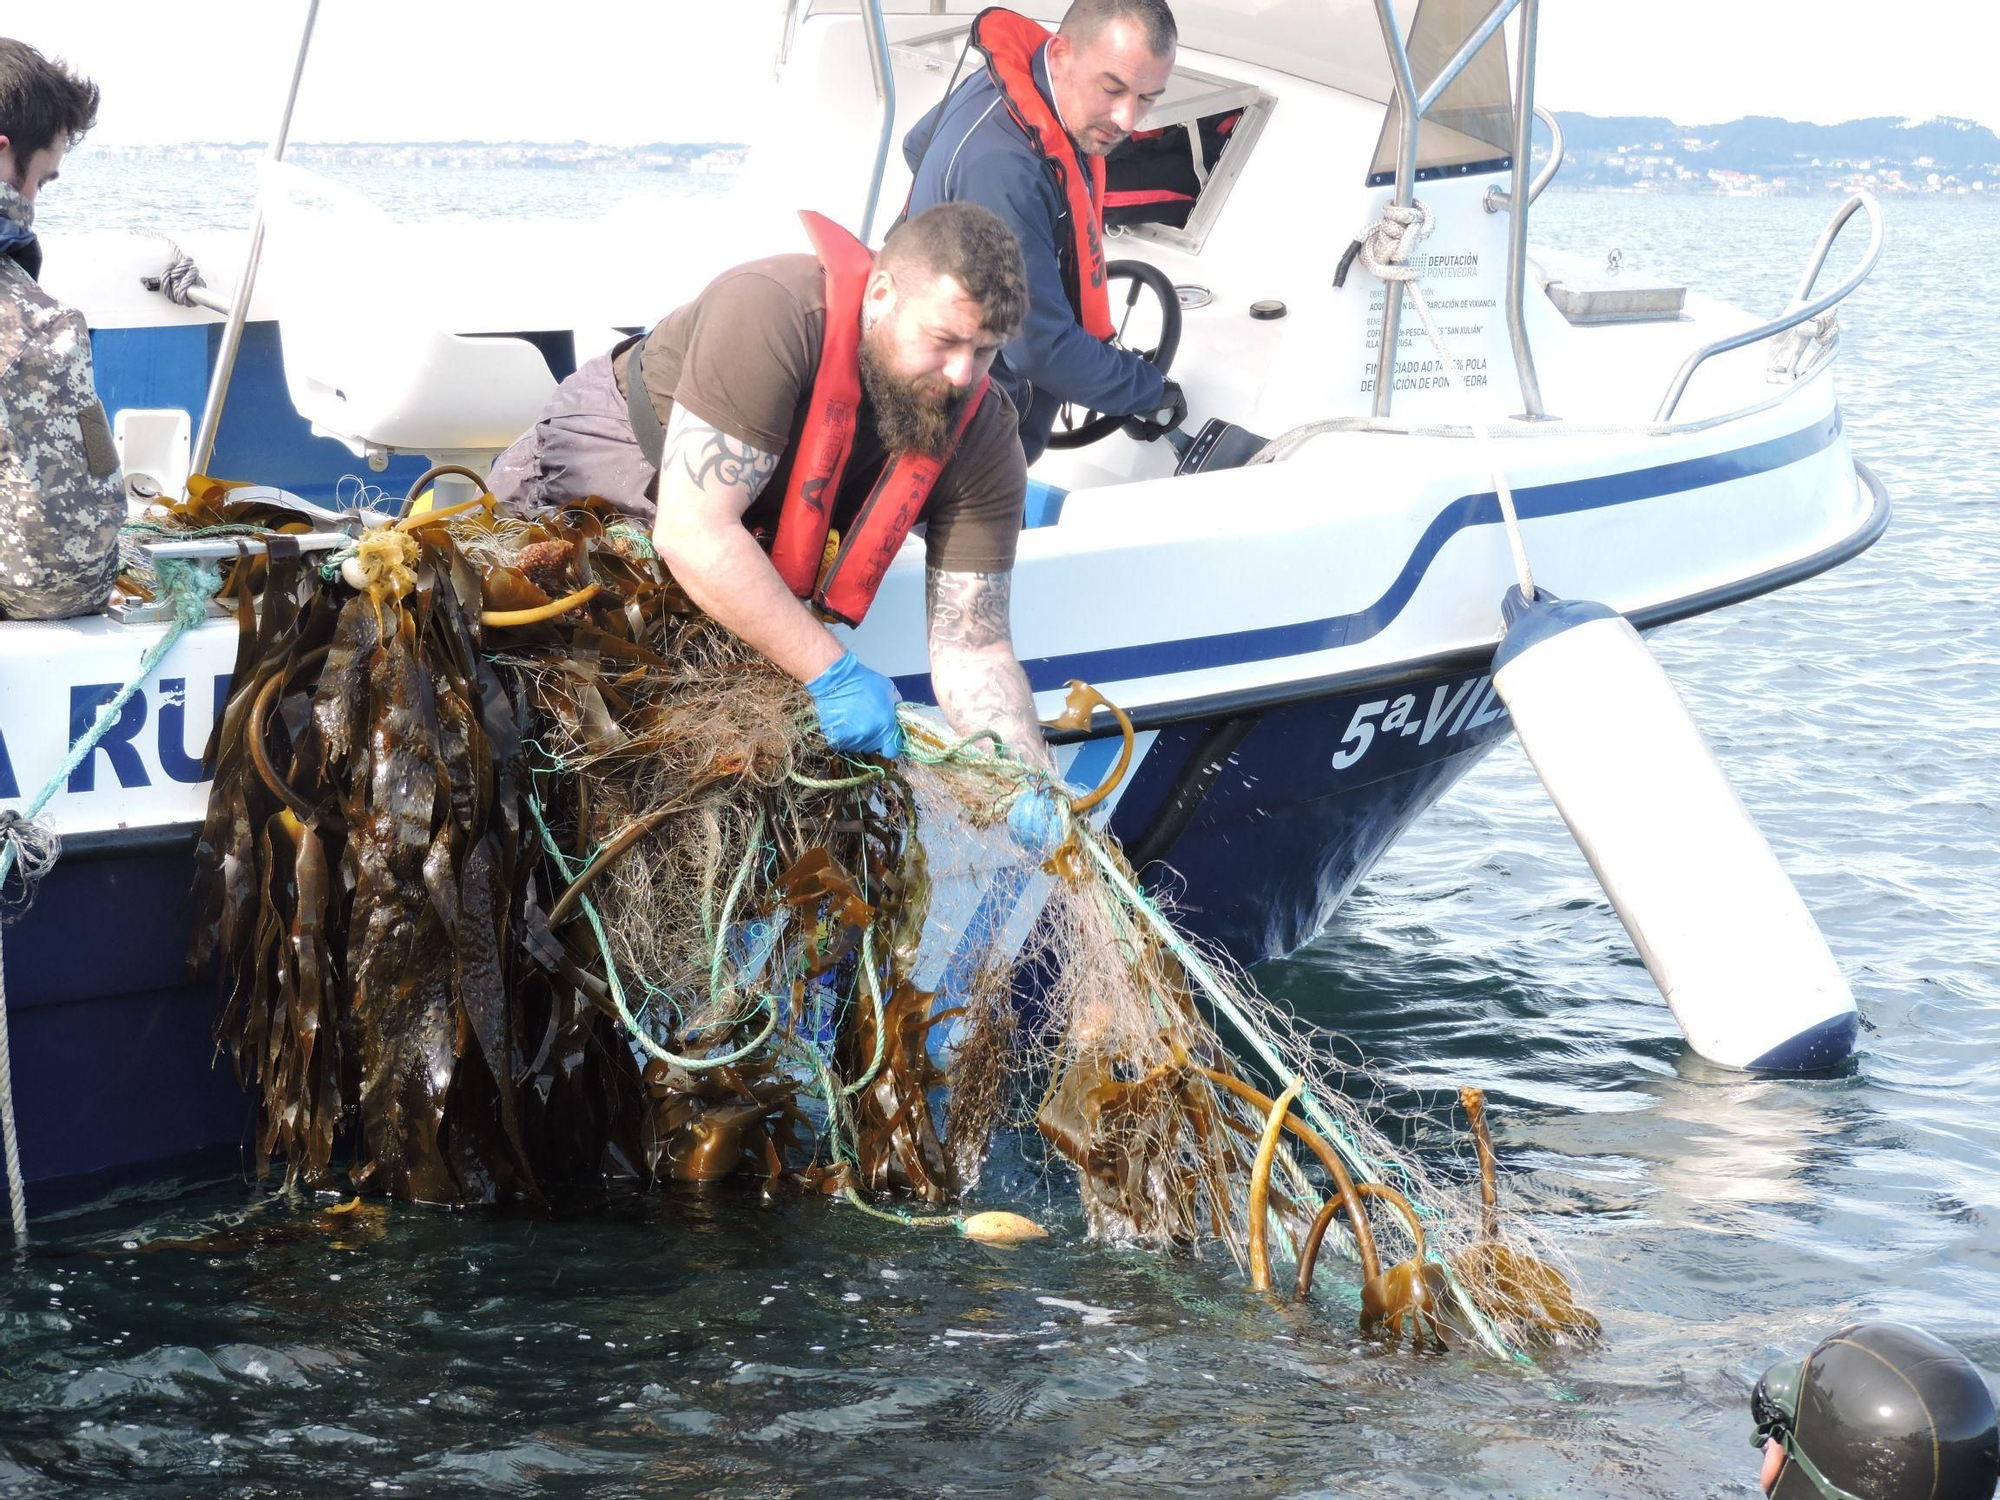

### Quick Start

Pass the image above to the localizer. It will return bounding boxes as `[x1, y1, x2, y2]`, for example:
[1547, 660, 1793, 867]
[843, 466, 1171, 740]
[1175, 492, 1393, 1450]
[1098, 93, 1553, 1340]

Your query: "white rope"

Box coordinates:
[0, 813, 54, 1248]
[140, 234, 209, 308]
[1353, 200, 1534, 601]
[0, 930, 26, 1247]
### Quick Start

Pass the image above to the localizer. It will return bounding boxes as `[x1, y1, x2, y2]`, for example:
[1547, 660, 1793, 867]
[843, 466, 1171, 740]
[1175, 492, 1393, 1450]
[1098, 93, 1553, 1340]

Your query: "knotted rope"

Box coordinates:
[0, 556, 222, 1245]
[140, 235, 208, 308]
[1355, 200, 1535, 602]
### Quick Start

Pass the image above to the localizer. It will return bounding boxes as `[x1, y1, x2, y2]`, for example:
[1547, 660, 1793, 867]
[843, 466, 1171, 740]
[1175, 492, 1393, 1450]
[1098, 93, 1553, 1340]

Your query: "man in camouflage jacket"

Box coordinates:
[0, 39, 121, 621]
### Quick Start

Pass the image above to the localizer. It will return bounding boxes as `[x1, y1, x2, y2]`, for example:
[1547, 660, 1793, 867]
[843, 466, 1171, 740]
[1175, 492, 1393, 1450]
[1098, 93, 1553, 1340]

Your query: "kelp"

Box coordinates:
[189, 498, 654, 1204]
[164, 485, 1595, 1357]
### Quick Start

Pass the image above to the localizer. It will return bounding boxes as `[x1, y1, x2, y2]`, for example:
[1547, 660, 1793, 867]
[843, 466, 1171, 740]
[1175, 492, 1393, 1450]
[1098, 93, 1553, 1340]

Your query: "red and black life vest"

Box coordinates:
[966, 8, 1115, 341]
[766, 210, 989, 628]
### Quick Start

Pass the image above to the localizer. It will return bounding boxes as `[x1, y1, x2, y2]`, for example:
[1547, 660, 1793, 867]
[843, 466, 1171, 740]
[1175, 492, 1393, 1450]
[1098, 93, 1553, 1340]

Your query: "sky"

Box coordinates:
[12, 1, 1994, 147]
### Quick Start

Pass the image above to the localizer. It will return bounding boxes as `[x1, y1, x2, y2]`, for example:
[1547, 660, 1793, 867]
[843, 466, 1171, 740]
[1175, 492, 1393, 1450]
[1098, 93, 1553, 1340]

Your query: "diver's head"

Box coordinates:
[859, 203, 1025, 458]
[1752, 1322, 1998, 1500]
[1048, 0, 1177, 156]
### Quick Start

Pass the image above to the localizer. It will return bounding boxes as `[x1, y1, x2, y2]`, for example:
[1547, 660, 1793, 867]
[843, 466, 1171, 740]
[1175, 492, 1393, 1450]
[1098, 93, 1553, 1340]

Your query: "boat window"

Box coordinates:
[1365, 0, 1514, 187]
[893, 25, 1272, 256]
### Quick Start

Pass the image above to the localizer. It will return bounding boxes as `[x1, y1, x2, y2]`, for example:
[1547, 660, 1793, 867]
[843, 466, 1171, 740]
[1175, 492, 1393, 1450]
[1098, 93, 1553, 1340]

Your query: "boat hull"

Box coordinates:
[4, 661, 1514, 1189]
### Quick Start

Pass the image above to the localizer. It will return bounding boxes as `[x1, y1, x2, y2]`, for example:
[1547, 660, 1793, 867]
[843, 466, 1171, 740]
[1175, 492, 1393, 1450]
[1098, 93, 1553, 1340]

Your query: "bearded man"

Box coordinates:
[490, 201, 1052, 775]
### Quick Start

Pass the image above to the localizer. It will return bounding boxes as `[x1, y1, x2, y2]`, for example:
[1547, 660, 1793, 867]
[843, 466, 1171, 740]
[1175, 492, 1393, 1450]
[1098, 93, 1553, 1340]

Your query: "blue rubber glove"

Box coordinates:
[1007, 784, 1072, 858]
[805, 651, 903, 759]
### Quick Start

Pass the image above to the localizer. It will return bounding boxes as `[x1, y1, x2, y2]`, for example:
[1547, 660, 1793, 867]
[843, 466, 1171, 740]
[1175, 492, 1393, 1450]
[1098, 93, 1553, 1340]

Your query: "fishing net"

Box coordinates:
[162, 488, 1595, 1360]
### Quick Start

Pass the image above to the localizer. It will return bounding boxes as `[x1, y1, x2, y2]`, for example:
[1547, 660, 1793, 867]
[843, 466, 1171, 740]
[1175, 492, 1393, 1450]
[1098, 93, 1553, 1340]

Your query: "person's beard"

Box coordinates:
[859, 334, 969, 461]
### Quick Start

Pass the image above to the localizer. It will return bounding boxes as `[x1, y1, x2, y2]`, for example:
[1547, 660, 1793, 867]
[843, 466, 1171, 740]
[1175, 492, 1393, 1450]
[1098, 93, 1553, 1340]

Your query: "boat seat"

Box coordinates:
[255, 162, 556, 484]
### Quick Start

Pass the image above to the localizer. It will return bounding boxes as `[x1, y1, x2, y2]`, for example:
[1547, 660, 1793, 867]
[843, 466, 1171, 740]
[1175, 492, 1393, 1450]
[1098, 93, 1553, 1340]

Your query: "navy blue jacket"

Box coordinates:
[903, 43, 1164, 462]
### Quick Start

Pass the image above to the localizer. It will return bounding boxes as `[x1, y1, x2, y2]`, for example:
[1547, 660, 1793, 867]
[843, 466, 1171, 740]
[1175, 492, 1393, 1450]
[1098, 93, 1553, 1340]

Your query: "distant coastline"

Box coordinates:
[85, 111, 2000, 198]
[87, 140, 750, 175]
[1546, 112, 1995, 196]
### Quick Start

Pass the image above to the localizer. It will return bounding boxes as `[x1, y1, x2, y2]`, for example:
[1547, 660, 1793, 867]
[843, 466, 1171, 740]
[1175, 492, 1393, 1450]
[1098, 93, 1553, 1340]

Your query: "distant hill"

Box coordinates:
[1549, 113, 1998, 194]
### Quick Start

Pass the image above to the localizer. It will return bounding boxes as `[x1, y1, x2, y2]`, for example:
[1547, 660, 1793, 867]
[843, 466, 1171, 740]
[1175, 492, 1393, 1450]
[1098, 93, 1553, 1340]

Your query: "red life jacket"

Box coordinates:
[968, 8, 1115, 341]
[767, 210, 990, 628]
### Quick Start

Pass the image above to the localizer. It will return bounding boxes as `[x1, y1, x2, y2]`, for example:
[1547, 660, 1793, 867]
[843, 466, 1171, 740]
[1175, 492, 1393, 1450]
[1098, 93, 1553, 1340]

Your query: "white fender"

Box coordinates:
[1492, 596, 1857, 1070]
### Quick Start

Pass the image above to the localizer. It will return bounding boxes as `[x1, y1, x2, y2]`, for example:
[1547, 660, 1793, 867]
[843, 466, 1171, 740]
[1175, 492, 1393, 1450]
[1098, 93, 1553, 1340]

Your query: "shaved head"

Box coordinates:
[1058, 0, 1178, 57]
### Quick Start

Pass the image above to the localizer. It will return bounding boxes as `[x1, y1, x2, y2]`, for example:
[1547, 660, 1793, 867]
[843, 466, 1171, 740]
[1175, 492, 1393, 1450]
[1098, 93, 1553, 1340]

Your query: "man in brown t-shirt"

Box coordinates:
[490, 203, 1051, 773]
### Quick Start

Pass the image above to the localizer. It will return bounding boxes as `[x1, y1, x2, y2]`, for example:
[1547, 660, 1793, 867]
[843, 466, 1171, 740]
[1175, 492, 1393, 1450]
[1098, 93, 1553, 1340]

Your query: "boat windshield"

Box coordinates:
[1365, 0, 1515, 186]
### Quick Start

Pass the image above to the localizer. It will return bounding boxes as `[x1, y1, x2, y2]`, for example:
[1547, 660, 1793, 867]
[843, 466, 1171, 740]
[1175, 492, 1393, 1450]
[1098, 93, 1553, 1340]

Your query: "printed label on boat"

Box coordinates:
[1329, 671, 1509, 775]
[0, 622, 236, 835]
[1357, 248, 1502, 397]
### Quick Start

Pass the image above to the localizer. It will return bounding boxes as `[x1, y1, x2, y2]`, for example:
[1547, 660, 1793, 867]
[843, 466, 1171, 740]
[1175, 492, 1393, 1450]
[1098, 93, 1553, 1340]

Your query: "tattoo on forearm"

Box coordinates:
[926, 568, 1049, 766]
[667, 410, 779, 499]
[926, 568, 1014, 652]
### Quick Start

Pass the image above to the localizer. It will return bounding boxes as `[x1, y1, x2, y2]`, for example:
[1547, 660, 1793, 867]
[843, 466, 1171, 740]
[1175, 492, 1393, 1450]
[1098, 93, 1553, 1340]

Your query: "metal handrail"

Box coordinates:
[1483, 106, 1563, 212]
[1500, 0, 1543, 416]
[1365, 0, 1529, 419]
[190, 0, 320, 476]
[1654, 192, 1883, 422]
[856, 0, 897, 243]
[1530, 106, 1564, 204]
[1366, 0, 1423, 418]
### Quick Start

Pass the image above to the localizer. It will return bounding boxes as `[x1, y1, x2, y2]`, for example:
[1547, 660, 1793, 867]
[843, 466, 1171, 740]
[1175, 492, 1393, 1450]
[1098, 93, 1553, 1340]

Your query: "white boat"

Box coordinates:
[2, 0, 1885, 1190]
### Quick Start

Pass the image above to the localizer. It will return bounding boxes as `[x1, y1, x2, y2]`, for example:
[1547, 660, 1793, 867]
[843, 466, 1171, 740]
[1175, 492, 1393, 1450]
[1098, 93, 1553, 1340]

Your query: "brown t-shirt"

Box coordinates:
[616, 254, 1025, 574]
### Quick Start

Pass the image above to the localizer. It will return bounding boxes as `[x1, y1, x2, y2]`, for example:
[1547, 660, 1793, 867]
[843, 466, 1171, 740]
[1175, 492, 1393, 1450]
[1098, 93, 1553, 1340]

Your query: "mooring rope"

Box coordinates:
[1353, 200, 1534, 603]
[139, 234, 208, 308]
[0, 557, 222, 1246]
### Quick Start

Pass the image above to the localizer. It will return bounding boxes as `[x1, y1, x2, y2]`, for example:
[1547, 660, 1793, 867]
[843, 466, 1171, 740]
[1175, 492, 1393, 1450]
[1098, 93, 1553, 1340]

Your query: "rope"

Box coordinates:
[0, 813, 60, 924]
[839, 928, 889, 1098]
[885, 707, 1528, 1360]
[1071, 827, 1525, 1364]
[0, 556, 222, 1246]
[140, 235, 207, 307]
[525, 789, 776, 1072]
[604, 522, 658, 560]
[1353, 201, 1534, 602]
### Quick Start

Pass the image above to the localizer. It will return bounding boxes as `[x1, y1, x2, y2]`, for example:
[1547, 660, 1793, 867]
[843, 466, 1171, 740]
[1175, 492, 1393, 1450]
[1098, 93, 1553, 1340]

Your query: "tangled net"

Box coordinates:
[159, 484, 1597, 1360]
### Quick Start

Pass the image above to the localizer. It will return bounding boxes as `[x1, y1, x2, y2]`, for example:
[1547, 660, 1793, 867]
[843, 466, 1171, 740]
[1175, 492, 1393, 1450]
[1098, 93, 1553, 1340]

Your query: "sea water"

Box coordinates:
[4, 168, 1997, 1497]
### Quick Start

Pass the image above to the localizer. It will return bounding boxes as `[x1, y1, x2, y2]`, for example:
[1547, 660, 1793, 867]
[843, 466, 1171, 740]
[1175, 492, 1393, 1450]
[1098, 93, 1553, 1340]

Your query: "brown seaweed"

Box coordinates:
[1446, 1088, 1600, 1341]
[190, 496, 653, 1205]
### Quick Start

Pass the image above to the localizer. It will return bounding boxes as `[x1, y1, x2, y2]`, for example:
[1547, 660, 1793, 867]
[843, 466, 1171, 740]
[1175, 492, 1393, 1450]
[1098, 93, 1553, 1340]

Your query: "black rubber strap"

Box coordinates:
[624, 337, 666, 470]
[1124, 714, 1262, 871]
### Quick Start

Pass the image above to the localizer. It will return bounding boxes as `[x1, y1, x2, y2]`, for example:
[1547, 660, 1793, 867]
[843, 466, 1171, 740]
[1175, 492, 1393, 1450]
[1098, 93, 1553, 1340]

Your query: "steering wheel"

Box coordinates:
[1044, 258, 1184, 450]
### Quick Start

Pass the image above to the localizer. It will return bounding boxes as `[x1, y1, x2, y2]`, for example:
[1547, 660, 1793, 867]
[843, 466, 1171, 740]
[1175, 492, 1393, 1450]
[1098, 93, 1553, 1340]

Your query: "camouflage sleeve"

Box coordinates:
[0, 284, 125, 621]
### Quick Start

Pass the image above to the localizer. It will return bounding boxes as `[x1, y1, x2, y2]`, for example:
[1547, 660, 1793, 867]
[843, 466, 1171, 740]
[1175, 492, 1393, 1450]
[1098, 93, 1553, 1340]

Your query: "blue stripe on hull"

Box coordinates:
[896, 410, 1843, 700]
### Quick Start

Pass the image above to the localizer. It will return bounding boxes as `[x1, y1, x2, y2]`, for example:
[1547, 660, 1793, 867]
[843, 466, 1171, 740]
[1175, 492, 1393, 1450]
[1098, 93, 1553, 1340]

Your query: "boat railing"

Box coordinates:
[1368, 0, 1547, 420]
[856, 0, 897, 243]
[1653, 192, 1884, 422]
[1482, 106, 1563, 214]
[189, 0, 321, 477]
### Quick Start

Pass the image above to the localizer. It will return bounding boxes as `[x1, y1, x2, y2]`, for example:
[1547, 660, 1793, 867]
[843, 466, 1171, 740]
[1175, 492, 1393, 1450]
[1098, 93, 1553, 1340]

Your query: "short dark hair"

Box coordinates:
[879, 202, 1028, 342]
[1058, 0, 1178, 56]
[0, 39, 101, 161]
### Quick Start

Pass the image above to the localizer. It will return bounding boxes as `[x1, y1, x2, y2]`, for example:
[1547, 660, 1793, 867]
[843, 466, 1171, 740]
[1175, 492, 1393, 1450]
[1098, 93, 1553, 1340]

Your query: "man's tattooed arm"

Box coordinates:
[925, 567, 1052, 769]
[650, 406, 843, 683]
[667, 407, 781, 507]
